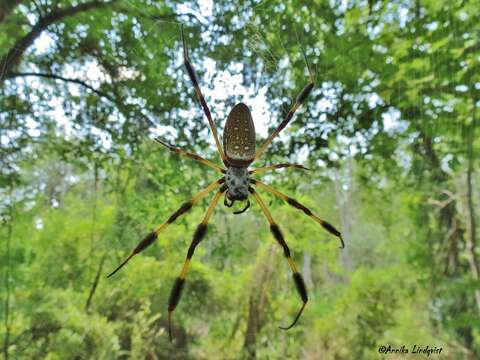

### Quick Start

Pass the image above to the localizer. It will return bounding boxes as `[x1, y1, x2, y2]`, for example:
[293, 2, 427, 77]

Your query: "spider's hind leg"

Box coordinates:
[168, 186, 226, 342]
[252, 179, 344, 248]
[106, 178, 225, 278]
[249, 187, 308, 330]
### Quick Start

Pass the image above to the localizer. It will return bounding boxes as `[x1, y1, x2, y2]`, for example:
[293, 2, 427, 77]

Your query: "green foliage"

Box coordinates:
[1, 0, 479, 359]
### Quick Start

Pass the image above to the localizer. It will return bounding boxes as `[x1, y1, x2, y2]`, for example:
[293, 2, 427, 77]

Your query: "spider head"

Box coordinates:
[225, 166, 250, 201]
[227, 190, 248, 201]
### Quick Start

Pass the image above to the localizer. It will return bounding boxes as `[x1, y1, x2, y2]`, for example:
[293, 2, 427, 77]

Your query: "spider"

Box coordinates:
[107, 26, 344, 342]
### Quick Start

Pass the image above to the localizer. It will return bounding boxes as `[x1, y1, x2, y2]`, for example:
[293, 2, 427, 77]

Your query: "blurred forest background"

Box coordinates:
[1, 0, 479, 359]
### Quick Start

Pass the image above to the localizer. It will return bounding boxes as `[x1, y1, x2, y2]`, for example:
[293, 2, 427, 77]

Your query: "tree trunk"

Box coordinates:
[464, 100, 480, 312]
[302, 252, 313, 290]
[3, 188, 13, 360]
[85, 255, 106, 311]
[0, 0, 21, 23]
[243, 249, 274, 359]
[334, 158, 354, 273]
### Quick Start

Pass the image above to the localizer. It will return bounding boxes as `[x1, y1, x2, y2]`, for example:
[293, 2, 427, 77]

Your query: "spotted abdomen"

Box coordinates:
[223, 103, 256, 167]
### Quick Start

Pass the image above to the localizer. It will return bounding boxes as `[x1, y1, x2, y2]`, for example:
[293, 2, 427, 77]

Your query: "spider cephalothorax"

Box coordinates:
[225, 166, 250, 201]
[108, 25, 344, 343]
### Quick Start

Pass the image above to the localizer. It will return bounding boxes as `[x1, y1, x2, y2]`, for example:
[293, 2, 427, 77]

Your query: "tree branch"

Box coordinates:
[7, 71, 158, 130]
[6, 71, 114, 100]
[0, 0, 116, 82]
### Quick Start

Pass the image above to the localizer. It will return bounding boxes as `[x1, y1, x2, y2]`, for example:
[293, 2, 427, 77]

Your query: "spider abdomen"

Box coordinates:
[223, 103, 256, 167]
[225, 166, 250, 201]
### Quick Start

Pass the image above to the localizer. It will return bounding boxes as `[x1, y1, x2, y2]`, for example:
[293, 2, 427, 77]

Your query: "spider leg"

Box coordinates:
[250, 163, 310, 175]
[249, 187, 308, 330]
[168, 186, 226, 342]
[154, 138, 226, 174]
[254, 57, 315, 161]
[252, 179, 344, 248]
[107, 178, 225, 278]
[181, 25, 227, 165]
[233, 199, 250, 214]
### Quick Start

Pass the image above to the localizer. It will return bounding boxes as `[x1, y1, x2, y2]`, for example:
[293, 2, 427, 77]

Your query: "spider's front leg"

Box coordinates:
[249, 187, 308, 330]
[254, 51, 315, 161]
[181, 25, 227, 164]
[168, 186, 226, 342]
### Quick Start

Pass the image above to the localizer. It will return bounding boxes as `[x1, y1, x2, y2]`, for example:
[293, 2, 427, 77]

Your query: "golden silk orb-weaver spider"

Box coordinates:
[107, 25, 344, 342]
